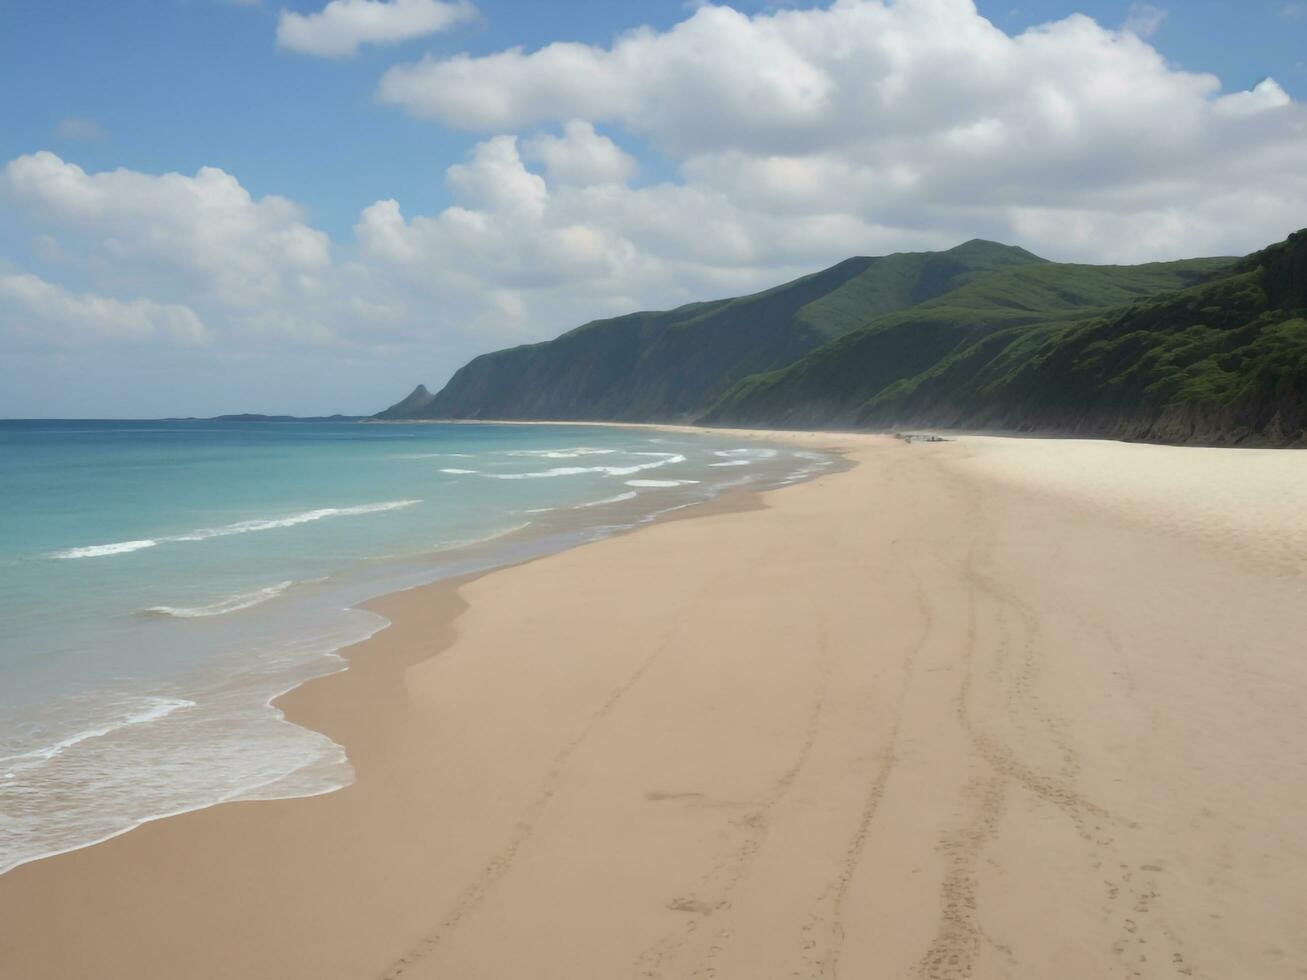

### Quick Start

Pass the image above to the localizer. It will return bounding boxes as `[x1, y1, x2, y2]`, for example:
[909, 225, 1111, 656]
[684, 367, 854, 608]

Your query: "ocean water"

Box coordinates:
[0, 419, 834, 875]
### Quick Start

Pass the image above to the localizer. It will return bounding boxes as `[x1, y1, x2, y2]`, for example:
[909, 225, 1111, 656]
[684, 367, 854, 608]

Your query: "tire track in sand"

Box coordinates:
[636, 596, 833, 980]
[915, 507, 1009, 980]
[794, 545, 930, 980]
[916, 458, 1135, 979]
[380, 621, 683, 979]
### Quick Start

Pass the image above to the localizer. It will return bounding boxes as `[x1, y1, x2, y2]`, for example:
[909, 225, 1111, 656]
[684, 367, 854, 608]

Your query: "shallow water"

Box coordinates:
[0, 419, 834, 874]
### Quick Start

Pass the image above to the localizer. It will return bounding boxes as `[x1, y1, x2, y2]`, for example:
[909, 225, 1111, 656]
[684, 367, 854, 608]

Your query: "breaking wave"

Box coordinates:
[141, 581, 295, 619]
[49, 501, 422, 559]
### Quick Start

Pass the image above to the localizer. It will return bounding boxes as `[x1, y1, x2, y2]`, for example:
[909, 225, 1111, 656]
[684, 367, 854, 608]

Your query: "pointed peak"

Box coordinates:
[375, 383, 436, 419]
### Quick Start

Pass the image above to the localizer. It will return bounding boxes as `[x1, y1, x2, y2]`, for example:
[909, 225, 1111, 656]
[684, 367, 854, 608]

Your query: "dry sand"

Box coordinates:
[2, 431, 1305, 980]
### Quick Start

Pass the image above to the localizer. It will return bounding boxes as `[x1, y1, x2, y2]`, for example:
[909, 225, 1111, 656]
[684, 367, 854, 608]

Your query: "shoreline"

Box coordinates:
[0, 422, 839, 880]
[2, 430, 1305, 978]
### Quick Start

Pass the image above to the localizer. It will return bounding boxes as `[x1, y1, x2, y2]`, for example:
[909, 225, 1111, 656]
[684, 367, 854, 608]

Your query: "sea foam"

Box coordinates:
[0, 697, 196, 777]
[174, 500, 422, 541]
[52, 539, 159, 560]
[506, 447, 618, 459]
[490, 453, 686, 480]
[50, 500, 422, 558]
[4, 420, 837, 876]
[141, 581, 295, 619]
[577, 491, 639, 507]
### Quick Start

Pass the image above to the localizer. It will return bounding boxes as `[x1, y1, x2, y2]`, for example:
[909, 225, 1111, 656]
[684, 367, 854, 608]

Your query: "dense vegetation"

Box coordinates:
[708, 231, 1306, 445]
[380, 229, 1307, 446]
[386, 242, 1048, 422]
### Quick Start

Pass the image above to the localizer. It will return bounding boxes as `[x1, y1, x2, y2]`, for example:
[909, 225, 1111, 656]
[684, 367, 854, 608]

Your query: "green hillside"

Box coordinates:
[380, 229, 1305, 447]
[387, 241, 1046, 421]
[707, 230, 1305, 446]
[702, 257, 1232, 426]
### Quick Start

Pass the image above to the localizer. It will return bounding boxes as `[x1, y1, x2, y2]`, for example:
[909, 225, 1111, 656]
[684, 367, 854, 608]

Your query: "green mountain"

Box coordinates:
[380, 229, 1306, 446]
[707, 230, 1305, 446]
[385, 241, 1047, 422]
[375, 384, 435, 420]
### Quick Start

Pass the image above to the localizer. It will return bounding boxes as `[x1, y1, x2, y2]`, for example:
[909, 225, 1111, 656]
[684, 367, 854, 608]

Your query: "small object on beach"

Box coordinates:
[895, 432, 951, 444]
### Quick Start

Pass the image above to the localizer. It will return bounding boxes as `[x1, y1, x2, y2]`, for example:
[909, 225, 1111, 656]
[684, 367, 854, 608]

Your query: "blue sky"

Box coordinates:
[4, 0, 1301, 239]
[1, 0, 1304, 416]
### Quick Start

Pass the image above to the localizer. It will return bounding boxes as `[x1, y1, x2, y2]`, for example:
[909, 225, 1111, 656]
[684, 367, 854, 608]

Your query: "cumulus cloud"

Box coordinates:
[6, 1, 1307, 415]
[522, 121, 638, 186]
[378, 3, 838, 153]
[1212, 78, 1292, 117]
[376, 0, 1275, 158]
[4, 152, 330, 313]
[0, 273, 208, 347]
[376, 0, 1305, 265]
[277, 0, 476, 58]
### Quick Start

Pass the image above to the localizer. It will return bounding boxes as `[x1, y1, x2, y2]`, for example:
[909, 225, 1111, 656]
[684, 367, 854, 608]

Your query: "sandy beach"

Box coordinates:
[2, 430, 1305, 980]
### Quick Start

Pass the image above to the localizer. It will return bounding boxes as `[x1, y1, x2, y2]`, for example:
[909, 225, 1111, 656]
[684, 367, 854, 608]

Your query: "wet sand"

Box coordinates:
[2, 431, 1305, 980]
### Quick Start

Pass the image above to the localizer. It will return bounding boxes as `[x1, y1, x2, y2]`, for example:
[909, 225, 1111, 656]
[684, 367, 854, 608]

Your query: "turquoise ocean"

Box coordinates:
[0, 419, 834, 875]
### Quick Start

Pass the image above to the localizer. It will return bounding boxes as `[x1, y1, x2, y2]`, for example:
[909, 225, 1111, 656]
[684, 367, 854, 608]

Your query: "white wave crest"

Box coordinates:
[141, 581, 295, 619]
[506, 447, 618, 459]
[50, 500, 421, 559]
[51, 539, 159, 560]
[172, 500, 421, 542]
[440, 468, 478, 474]
[710, 460, 751, 467]
[490, 453, 686, 480]
[0, 698, 196, 777]
[601, 454, 687, 476]
[714, 448, 779, 459]
[489, 465, 601, 480]
[577, 491, 638, 508]
[626, 479, 701, 488]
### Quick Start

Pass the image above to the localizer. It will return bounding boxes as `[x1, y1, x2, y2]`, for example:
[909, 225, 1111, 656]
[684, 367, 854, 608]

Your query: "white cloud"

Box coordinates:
[1122, 3, 1166, 38]
[378, 3, 838, 153]
[55, 117, 108, 142]
[4, 151, 330, 314]
[5, 1, 1307, 416]
[375, 0, 1305, 266]
[375, 0, 1258, 160]
[0, 273, 208, 347]
[277, 0, 476, 58]
[446, 135, 548, 219]
[1212, 78, 1292, 117]
[522, 121, 638, 186]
